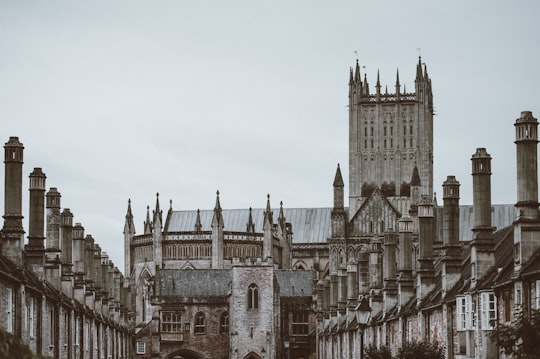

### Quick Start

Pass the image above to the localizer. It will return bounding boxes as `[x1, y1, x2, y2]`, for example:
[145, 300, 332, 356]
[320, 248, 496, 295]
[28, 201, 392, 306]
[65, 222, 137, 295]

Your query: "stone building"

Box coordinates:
[126, 193, 317, 359]
[0, 136, 132, 359]
[2, 57, 530, 359]
[318, 59, 537, 359]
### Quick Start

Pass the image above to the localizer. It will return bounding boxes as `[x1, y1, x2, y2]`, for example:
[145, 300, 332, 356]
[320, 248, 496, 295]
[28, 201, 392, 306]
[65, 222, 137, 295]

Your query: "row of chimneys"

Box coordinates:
[1, 136, 130, 316]
[318, 111, 539, 317]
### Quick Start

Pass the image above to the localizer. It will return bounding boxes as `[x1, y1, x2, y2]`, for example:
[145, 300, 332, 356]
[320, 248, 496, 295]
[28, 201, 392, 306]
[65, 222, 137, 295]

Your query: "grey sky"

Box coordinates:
[1, 1, 538, 274]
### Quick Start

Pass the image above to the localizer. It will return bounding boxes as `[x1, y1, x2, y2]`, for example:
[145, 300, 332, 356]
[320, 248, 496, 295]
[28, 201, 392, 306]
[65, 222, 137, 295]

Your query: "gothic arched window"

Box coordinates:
[194, 312, 205, 335]
[248, 284, 259, 310]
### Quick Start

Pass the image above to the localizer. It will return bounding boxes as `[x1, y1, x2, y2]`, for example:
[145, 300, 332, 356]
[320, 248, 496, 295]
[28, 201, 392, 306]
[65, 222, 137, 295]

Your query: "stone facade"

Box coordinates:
[0, 137, 132, 359]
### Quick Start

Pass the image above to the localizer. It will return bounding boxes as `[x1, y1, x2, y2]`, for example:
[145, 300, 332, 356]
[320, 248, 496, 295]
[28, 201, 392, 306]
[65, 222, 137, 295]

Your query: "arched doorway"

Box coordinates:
[243, 352, 262, 359]
[166, 349, 203, 359]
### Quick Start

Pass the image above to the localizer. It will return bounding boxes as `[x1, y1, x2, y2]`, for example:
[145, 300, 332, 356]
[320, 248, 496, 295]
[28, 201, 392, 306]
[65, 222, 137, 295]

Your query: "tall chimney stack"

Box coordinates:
[1, 137, 25, 267]
[26, 168, 47, 273]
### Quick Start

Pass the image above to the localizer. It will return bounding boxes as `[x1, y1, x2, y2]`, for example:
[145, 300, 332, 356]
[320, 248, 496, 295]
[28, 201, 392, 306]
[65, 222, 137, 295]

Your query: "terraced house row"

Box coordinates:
[0, 136, 132, 359]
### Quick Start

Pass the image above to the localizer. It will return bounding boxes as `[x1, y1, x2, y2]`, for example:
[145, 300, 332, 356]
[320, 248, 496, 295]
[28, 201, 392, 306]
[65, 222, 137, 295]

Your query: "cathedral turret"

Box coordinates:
[195, 209, 203, 232]
[144, 206, 152, 234]
[26, 167, 47, 272]
[263, 194, 273, 260]
[1, 137, 25, 267]
[211, 190, 224, 269]
[123, 199, 135, 277]
[331, 164, 346, 238]
[470, 148, 495, 287]
[395, 69, 401, 100]
[376, 69, 381, 99]
[152, 193, 163, 269]
[246, 207, 255, 233]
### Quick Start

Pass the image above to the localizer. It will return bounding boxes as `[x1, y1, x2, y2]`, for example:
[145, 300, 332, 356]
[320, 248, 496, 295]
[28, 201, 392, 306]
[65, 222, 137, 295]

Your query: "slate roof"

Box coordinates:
[165, 208, 333, 244]
[162, 204, 515, 244]
[158, 269, 231, 297]
[275, 270, 313, 297]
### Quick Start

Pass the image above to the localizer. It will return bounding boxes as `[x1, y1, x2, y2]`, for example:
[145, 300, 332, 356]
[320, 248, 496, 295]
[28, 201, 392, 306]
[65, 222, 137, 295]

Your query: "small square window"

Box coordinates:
[136, 342, 146, 355]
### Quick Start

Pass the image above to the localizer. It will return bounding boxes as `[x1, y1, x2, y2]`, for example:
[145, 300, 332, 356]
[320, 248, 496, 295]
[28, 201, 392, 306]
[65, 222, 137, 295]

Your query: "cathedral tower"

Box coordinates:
[348, 58, 433, 214]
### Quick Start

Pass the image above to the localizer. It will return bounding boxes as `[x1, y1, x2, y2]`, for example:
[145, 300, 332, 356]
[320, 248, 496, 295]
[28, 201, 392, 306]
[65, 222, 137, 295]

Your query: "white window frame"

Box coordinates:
[480, 292, 497, 330]
[456, 294, 473, 331]
[6, 287, 14, 333]
[136, 341, 146, 355]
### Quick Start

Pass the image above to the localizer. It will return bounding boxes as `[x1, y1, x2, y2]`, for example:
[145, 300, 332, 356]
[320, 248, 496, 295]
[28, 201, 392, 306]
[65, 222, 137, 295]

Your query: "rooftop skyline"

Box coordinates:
[1, 0, 538, 273]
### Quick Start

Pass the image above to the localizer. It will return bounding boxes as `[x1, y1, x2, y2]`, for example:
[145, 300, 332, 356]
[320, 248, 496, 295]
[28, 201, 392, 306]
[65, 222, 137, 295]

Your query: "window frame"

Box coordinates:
[194, 312, 206, 335]
[136, 341, 146, 355]
[480, 291, 497, 330]
[248, 283, 259, 310]
[220, 312, 229, 335]
[292, 311, 309, 336]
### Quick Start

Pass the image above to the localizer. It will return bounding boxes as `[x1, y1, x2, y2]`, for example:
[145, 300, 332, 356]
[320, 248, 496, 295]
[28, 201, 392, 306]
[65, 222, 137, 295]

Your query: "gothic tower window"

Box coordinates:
[292, 312, 309, 335]
[194, 312, 206, 335]
[248, 283, 259, 309]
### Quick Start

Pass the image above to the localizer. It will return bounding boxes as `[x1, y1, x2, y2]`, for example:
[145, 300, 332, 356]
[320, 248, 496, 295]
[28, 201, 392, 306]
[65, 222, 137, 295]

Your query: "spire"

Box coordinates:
[278, 201, 286, 227]
[263, 194, 273, 229]
[411, 164, 421, 186]
[153, 192, 162, 226]
[144, 205, 152, 234]
[246, 207, 255, 233]
[395, 68, 400, 87]
[363, 73, 369, 95]
[212, 190, 224, 228]
[349, 67, 354, 85]
[333, 164, 344, 187]
[195, 209, 202, 232]
[126, 198, 133, 219]
[376, 69, 381, 97]
[354, 59, 360, 82]
[124, 199, 135, 234]
[416, 56, 423, 80]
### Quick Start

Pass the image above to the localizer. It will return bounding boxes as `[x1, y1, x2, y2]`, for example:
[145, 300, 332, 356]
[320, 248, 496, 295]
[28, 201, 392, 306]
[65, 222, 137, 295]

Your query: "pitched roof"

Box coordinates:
[161, 204, 515, 245]
[165, 208, 333, 244]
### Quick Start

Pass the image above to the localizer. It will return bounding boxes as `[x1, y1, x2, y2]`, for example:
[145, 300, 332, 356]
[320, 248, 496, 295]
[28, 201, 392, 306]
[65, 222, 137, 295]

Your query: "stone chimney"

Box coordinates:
[514, 111, 540, 269]
[441, 176, 462, 297]
[398, 215, 414, 308]
[383, 231, 398, 313]
[417, 195, 435, 303]
[470, 148, 495, 286]
[26, 168, 47, 275]
[1, 137, 25, 267]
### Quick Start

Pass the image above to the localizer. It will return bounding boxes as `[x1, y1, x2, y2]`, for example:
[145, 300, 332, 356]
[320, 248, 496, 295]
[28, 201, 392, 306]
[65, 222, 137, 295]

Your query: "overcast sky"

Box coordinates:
[1, 1, 538, 274]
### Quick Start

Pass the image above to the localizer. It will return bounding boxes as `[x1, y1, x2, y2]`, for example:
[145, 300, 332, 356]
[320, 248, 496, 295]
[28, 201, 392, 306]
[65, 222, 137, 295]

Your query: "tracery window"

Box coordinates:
[248, 283, 259, 310]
